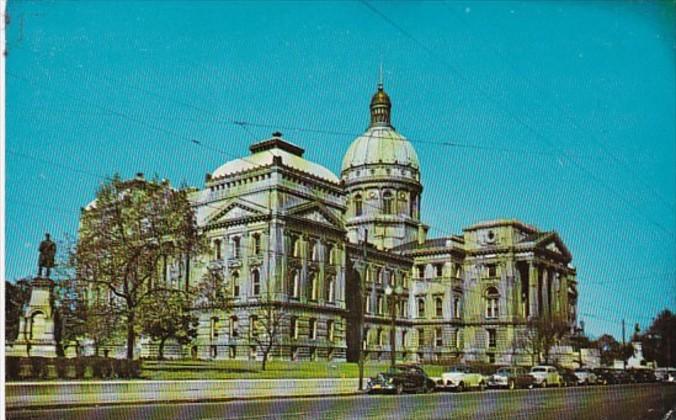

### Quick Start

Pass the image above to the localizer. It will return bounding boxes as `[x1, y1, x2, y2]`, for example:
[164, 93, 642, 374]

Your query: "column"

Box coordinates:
[528, 262, 538, 318]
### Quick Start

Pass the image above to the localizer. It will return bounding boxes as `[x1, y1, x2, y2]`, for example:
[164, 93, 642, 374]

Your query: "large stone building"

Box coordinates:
[49, 82, 578, 364]
[177, 82, 579, 365]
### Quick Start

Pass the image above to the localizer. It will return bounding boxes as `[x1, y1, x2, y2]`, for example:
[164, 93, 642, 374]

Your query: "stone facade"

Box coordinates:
[71, 84, 579, 364]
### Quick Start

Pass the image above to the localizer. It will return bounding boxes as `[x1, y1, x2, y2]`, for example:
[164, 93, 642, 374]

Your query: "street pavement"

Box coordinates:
[6, 383, 676, 420]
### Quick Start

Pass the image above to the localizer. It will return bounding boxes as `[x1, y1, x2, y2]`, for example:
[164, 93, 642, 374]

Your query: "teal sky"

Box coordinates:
[5, 1, 675, 340]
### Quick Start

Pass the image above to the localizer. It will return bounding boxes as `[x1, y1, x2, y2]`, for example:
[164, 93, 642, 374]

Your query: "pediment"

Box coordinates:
[535, 233, 572, 261]
[287, 201, 343, 228]
[205, 199, 267, 224]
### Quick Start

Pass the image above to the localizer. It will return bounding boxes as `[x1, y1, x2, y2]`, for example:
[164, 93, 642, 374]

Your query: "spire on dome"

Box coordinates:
[370, 68, 391, 127]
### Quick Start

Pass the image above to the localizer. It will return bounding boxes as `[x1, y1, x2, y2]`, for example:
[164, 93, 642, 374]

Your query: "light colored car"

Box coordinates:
[655, 368, 676, 383]
[530, 365, 562, 388]
[437, 365, 487, 392]
[574, 368, 598, 385]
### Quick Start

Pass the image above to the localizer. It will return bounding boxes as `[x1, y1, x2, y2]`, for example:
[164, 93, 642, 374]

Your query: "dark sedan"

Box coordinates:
[559, 368, 579, 387]
[367, 365, 436, 395]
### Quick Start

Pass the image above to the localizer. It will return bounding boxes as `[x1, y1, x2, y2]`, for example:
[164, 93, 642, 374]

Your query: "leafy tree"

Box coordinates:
[591, 334, 634, 367]
[5, 279, 31, 341]
[74, 175, 205, 359]
[641, 309, 676, 367]
[194, 267, 229, 311]
[250, 299, 287, 371]
[518, 317, 570, 364]
[138, 290, 198, 360]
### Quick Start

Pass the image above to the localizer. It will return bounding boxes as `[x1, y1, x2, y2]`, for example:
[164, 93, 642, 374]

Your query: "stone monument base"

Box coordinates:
[6, 340, 58, 358]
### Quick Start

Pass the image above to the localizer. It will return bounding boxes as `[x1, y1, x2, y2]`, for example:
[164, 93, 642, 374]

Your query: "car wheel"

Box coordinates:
[527, 383, 534, 390]
[396, 383, 404, 395]
[508, 380, 515, 390]
[458, 382, 465, 392]
[479, 381, 486, 392]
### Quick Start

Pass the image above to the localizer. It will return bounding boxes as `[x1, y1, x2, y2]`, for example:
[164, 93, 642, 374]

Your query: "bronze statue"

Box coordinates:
[38, 233, 56, 278]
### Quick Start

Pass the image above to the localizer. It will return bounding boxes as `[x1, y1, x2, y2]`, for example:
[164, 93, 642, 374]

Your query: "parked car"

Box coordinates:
[594, 368, 632, 384]
[366, 365, 436, 394]
[437, 365, 487, 392]
[529, 365, 562, 388]
[559, 368, 580, 387]
[574, 367, 598, 385]
[488, 366, 535, 390]
[627, 369, 657, 383]
[655, 368, 676, 383]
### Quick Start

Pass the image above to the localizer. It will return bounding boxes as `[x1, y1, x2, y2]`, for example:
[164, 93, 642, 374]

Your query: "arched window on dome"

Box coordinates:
[383, 191, 394, 215]
[354, 194, 363, 217]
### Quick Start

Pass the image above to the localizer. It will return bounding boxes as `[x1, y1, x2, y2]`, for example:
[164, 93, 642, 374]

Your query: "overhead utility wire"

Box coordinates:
[358, 0, 674, 240]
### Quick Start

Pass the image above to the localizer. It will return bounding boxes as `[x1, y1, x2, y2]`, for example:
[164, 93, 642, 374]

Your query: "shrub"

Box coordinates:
[129, 360, 142, 378]
[6, 357, 21, 381]
[54, 358, 70, 379]
[113, 359, 128, 378]
[74, 357, 87, 379]
[30, 357, 48, 379]
[90, 357, 106, 379]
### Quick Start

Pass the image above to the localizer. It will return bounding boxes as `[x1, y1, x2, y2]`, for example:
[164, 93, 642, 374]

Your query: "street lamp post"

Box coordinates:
[385, 284, 403, 369]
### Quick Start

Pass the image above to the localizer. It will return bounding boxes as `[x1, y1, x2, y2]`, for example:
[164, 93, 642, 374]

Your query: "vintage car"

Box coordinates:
[366, 365, 436, 394]
[627, 369, 657, 383]
[437, 365, 487, 392]
[655, 368, 676, 383]
[529, 365, 562, 388]
[488, 366, 535, 390]
[559, 368, 580, 387]
[574, 367, 598, 385]
[593, 368, 630, 385]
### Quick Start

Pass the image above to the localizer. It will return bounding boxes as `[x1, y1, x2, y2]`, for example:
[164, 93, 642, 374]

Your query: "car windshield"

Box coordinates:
[446, 366, 466, 373]
[496, 368, 510, 375]
[387, 367, 408, 374]
[532, 367, 546, 373]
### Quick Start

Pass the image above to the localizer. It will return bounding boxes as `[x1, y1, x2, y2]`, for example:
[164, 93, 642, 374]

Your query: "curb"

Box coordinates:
[6, 391, 367, 411]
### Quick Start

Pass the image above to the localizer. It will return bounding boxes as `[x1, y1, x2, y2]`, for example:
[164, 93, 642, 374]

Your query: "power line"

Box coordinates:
[358, 0, 674, 240]
[442, 1, 675, 213]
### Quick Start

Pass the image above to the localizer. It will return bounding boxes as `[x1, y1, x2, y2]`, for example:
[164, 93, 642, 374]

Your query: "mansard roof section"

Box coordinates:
[285, 201, 345, 230]
[392, 235, 465, 257]
[209, 133, 340, 185]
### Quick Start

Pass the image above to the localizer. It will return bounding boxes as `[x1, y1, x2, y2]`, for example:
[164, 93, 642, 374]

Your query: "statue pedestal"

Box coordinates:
[7, 277, 58, 358]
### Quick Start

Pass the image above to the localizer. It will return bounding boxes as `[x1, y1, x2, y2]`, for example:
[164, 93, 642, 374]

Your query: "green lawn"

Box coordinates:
[141, 360, 446, 380]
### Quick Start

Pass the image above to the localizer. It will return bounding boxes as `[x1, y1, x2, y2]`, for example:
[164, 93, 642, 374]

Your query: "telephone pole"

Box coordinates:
[622, 319, 626, 370]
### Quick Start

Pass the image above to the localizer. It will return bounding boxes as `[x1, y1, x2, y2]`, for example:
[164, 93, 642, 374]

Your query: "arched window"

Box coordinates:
[310, 273, 318, 300]
[289, 270, 300, 298]
[435, 297, 443, 317]
[326, 276, 335, 303]
[232, 271, 240, 297]
[485, 287, 499, 319]
[417, 298, 426, 318]
[365, 295, 371, 314]
[232, 236, 241, 259]
[213, 239, 222, 260]
[383, 190, 393, 215]
[252, 233, 261, 255]
[290, 235, 301, 258]
[252, 269, 261, 296]
[354, 194, 363, 216]
[377, 295, 384, 314]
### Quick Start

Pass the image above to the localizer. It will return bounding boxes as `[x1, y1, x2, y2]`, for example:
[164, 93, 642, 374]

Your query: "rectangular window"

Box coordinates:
[454, 296, 462, 319]
[416, 265, 425, 278]
[487, 264, 497, 277]
[232, 236, 241, 259]
[418, 329, 425, 347]
[435, 297, 443, 317]
[488, 329, 496, 348]
[435, 264, 443, 277]
[290, 317, 298, 339]
[327, 320, 334, 342]
[450, 330, 457, 348]
[252, 234, 261, 255]
[435, 328, 443, 347]
[402, 330, 407, 347]
[250, 316, 258, 337]
[309, 318, 317, 340]
[377, 295, 384, 315]
[229, 317, 238, 338]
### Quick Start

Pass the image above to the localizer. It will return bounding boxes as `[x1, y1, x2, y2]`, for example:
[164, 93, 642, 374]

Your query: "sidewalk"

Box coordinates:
[5, 378, 361, 409]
